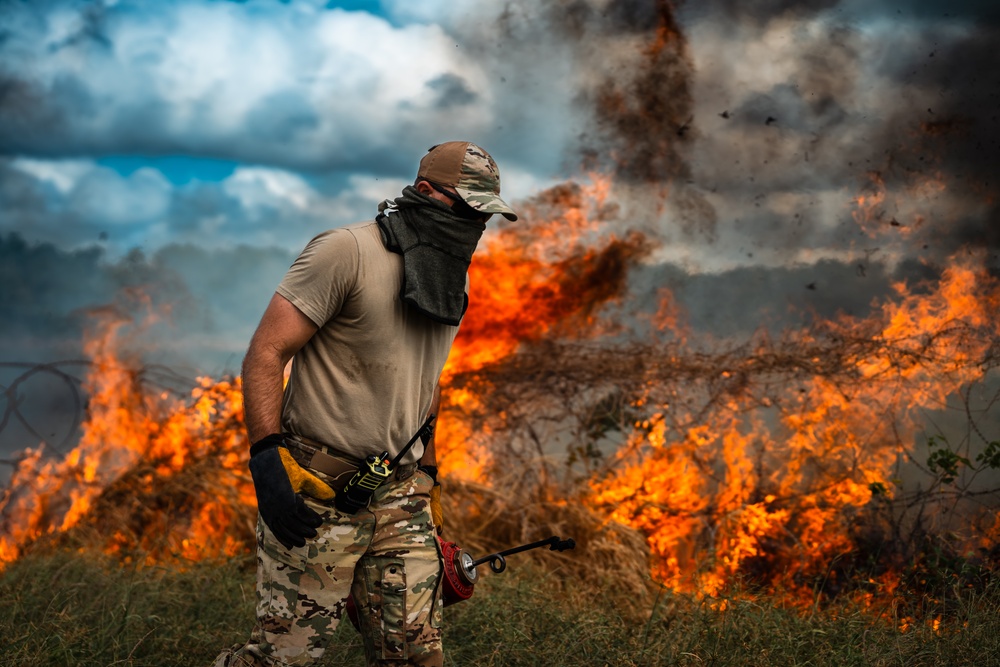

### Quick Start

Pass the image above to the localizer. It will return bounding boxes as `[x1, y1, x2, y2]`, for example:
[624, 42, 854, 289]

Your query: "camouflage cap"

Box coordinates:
[417, 141, 518, 221]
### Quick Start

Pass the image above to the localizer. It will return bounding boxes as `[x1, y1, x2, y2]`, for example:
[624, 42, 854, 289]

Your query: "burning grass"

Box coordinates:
[442, 252, 1000, 611]
[3, 247, 1000, 610]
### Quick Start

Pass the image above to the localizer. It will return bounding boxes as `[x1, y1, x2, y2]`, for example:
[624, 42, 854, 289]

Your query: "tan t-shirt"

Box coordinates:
[276, 221, 460, 464]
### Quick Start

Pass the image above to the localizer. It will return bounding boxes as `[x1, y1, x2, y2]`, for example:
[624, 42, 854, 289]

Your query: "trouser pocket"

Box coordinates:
[356, 556, 408, 661]
[256, 516, 310, 637]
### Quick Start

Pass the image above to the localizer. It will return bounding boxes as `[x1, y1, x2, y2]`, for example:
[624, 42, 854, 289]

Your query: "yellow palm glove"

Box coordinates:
[429, 480, 444, 535]
[278, 447, 335, 501]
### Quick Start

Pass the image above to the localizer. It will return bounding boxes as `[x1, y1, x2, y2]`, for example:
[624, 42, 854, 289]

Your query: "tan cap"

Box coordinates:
[417, 141, 518, 221]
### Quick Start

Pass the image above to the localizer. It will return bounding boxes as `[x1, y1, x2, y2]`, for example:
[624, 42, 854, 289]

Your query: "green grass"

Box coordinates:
[1, 549, 999, 666]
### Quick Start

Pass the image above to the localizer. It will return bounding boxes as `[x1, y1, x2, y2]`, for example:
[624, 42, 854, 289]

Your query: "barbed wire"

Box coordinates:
[0, 360, 198, 465]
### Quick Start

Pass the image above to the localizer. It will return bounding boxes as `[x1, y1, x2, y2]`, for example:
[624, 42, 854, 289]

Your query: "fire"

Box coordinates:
[0, 191, 996, 623]
[445, 176, 625, 376]
[436, 177, 653, 479]
[0, 303, 255, 566]
[851, 171, 888, 235]
[1, 2, 997, 639]
[0, 176, 648, 565]
[588, 251, 1000, 603]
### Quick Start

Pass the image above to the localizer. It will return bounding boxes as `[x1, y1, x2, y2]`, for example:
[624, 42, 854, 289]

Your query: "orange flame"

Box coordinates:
[0, 305, 254, 566]
[0, 176, 647, 565]
[0, 177, 996, 627]
[436, 177, 652, 478]
[589, 251, 1000, 602]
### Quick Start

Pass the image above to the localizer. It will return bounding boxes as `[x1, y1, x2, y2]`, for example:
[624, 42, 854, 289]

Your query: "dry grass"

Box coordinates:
[2, 546, 1000, 667]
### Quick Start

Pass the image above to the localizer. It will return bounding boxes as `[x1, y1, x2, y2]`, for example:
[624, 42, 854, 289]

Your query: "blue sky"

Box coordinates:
[1, 0, 596, 253]
[97, 155, 239, 185]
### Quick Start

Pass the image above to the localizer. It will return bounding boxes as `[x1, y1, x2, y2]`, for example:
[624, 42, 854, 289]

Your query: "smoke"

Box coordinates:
[443, 0, 1000, 350]
[479, 0, 696, 186]
[0, 234, 295, 373]
[2, 2, 999, 578]
[627, 259, 897, 340]
[879, 21, 1000, 264]
[681, 1, 1000, 272]
[0, 233, 298, 465]
[489, 0, 1000, 280]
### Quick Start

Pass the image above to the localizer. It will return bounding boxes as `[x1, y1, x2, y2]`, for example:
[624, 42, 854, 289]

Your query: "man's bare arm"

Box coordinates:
[242, 293, 319, 444]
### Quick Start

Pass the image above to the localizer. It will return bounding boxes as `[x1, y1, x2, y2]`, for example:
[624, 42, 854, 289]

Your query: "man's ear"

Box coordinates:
[414, 180, 434, 195]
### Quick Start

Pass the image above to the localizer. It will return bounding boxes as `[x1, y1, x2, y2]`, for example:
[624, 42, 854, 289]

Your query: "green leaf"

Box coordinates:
[975, 441, 1000, 470]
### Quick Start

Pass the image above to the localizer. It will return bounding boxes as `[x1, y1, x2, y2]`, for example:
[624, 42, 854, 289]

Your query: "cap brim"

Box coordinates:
[455, 187, 518, 221]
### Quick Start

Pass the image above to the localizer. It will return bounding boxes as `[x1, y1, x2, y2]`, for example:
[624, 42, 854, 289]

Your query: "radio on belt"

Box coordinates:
[334, 414, 435, 515]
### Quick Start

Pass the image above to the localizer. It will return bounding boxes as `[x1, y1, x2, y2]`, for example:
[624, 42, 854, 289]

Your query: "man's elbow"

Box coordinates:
[242, 336, 288, 378]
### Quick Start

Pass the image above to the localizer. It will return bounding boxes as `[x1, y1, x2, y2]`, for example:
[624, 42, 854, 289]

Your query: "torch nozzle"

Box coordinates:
[471, 535, 576, 573]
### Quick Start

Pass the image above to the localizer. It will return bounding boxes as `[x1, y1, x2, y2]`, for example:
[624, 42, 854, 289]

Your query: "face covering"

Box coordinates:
[376, 185, 487, 326]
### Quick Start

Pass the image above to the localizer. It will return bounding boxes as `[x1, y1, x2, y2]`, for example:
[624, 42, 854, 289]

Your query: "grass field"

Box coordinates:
[2, 548, 999, 667]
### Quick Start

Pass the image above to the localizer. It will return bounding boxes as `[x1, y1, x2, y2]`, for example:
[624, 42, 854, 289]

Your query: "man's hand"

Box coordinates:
[249, 434, 334, 549]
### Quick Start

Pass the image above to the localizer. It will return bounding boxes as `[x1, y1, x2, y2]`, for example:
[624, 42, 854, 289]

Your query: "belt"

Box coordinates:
[283, 434, 418, 485]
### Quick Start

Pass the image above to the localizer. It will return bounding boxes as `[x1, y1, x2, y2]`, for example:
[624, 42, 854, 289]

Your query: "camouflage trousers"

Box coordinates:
[212, 469, 443, 667]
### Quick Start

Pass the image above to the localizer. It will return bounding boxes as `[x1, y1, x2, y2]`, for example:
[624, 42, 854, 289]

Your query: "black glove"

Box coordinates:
[249, 433, 326, 550]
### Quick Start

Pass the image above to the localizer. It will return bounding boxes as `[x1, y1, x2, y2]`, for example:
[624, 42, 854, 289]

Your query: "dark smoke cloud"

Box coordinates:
[627, 258, 897, 340]
[4, 0, 999, 378]
[646, 0, 1000, 278]
[877, 23, 1000, 262]
[544, 0, 696, 185]
[685, 0, 1000, 26]
[464, 0, 1000, 324]
[685, 0, 842, 26]
[847, 0, 1000, 23]
[0, 232, 296, 464]
[0, 234, 294, 373]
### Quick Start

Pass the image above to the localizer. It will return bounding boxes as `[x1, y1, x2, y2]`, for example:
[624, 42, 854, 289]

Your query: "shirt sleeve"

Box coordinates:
[276, 229, 360, 327]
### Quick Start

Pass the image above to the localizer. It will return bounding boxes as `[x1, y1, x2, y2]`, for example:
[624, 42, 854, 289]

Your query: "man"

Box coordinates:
[213, 141, 517, 667]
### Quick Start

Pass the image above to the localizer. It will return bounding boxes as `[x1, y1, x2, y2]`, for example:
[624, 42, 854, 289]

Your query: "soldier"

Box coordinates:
[213, 142, 517, 667]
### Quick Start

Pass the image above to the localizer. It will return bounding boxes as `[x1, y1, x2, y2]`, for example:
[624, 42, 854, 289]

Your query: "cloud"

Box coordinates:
[10, 157, 93, 194]
[2, 156, 413, 255]
[0, 1, 506, 172]
[223, 167, 316, 213]
[71, 167, 172, 225]
[0, 0, 574, 265]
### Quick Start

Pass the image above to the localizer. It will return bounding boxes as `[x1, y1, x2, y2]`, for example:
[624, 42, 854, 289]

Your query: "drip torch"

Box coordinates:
[346, 535, 576, 629]
[438, 535, 577, 605]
